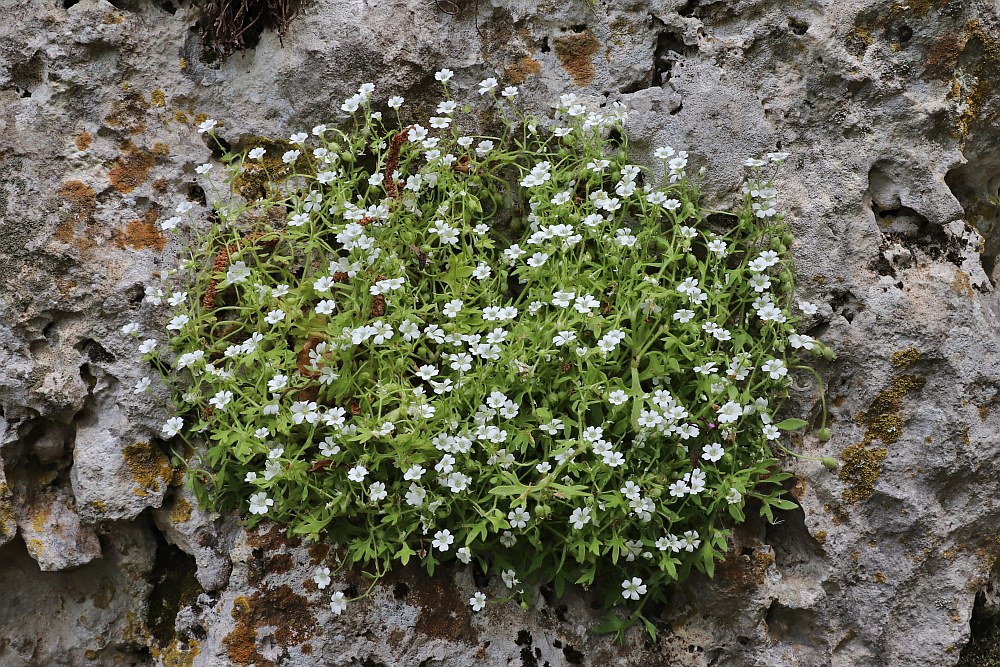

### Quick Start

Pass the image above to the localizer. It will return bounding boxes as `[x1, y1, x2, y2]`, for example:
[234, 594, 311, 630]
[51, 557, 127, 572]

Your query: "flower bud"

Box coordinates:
[818, 427, 831, 442]
[821, 456, 838, 471]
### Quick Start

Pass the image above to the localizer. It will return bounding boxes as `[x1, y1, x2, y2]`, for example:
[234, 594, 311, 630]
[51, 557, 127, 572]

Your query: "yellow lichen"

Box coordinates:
[151, 88, 166, 108]
[27, 538, 45, 556]
[890, 347, 920, 368]
[123, 442, 174, 497]
[30, 506, 51, 532]
[149, 638, 200, 667]
[169, 498, 193, 524]
[839, 442, 888, 504]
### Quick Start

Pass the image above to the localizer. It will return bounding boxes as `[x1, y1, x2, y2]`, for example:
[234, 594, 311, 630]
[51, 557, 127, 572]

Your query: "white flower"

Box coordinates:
[248, 492, 273, 515]
[387, 96, 404, 109]
[507, 507, 530, 529]
[553, 330, 576, 347]
[702, 443, 725, 462]
[479, 77, 498, 94]
[798, 300, 819, 315]
[369, 481, 388, 502]
[788, 333, 815, 350]
[313, 567, 332, 589]
[161, 417, 183, 438]
[717, 401, 743, 424]
[527, 252, 549, 268]
[195, 163, 213, 175]
[330, 591, 348, 615]
[761, 359, 788, 380]
[227, 261, 251, 284]
[432, 529, 454, 551]
[726, 488, 743, 504]
[469, 591, 486, 612]
[472, 263, 492, 280]
[476, 140, 495, 156]
[405, 483, 426, 506]
[316, 299, 337, 315]
[502, 569, 519, 589]
[248, 147, 266, 160]
[608, 389, 628, 406]
[435, 68, 454, 82]
[197, 118, 217, 133]
[569, 507, 592, 530]
[347, 465, 368, 483]
[133, 377, 151, 394]
[763, 424, 780, 440]
[282, 150, 300, 164]
[209, 390, 233, 412]
[501, 86, 518, 99]
[621, 577, 646, 600]
[443, 299, 463, 318]
[264, 309, 285, 325]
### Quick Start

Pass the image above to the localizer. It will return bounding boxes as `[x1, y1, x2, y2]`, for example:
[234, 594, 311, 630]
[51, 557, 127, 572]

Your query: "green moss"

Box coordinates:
[232, 136, 302, 201]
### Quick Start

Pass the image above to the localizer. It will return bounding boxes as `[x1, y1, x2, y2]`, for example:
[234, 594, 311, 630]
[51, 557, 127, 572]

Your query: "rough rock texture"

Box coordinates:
[4, 0, 1000, 665]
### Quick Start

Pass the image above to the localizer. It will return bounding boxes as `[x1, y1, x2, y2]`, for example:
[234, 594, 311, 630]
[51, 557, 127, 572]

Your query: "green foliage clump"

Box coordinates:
[147, 75, 830, 637]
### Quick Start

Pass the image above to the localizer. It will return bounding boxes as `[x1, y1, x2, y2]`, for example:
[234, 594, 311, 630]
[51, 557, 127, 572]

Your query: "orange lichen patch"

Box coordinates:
[75, 131, 93, 151]
[117, 210, 166, 251]
[224, 586, 317, 667]
[104, 92, 150, 135]
[123, 442, 174, 497]
[151, 142, 171, 158]
[553, 31, 601, 85]
[110, 143, 155, 194]
[174, 110, 189, 124]
[152, 177, 170, 193]
[506, 55, 541, 84]
[57, 180, 97, 225]
[103, 12, 124, 24]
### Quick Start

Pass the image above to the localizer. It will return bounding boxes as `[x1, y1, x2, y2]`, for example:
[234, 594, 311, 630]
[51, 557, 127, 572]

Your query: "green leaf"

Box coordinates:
[396, 542, 415, 566]
[489, 485, 527, 497]
[775, 418, 808, 431]
[769, 498, 799, 511]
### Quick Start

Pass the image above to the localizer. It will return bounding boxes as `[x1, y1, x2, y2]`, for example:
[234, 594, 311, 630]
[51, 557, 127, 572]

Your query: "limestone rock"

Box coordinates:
[4, 0, 1000, 664]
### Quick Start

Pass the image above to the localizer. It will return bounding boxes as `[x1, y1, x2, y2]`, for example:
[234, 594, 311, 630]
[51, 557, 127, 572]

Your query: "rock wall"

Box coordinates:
[4, 0, 1000, 665]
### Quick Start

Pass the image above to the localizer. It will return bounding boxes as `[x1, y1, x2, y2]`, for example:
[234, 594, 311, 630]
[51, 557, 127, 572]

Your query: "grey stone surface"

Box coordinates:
[4, 0, 1000, 664]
